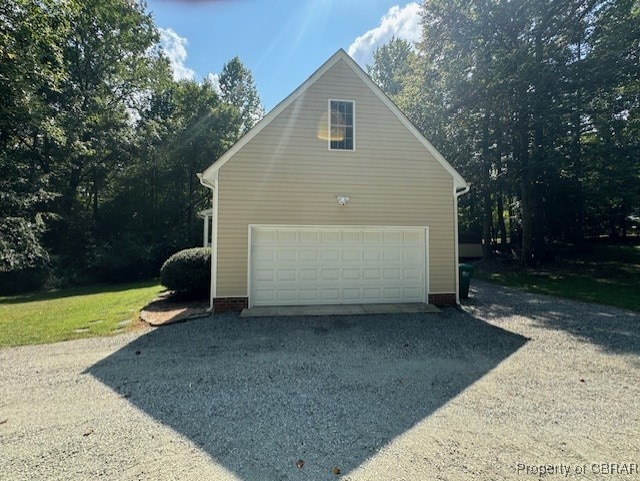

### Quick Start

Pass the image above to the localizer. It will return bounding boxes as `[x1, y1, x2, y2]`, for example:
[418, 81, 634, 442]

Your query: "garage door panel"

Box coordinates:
[364, 231, 382, 243]
[277, 269, 296, 282]
[342, 249, 359, 261]
[254, 230, 276, 242]
[363, 268, 381, 280]
[404, 249, 421, 262]
[342, 268, 360, 280]
[254, 290, 275, 304]
[299, 250, 317, 262]
[321, 250, 339, 262]
[299, 289, 319, 302]
[300, 231, 319, 243]
[321, 269, 339, 281]
[321, 288, 340, 302]
[250, 226, 427, 306]
[254, 269, 274, 281]
[277, 289, 297, 303]
[299, 268, 318, 281]
[363, 250, 380, 261]
[343, 288, 361, 301]
[405, 268, 422, 280]
[384, 231, 403, 243]
[403, 231, 423, 243]
[383, 287, 402, 299]
[277, 231, 297, 243]
[321, 231, 340, 243]
[363, 288, 381, 300]
[277, 250, 296, 262]
[343, 231, 361, 243]
[254, 249, 275, 261]
[383, 268, 401, 280]
[404, 287, 422, 298]
[383, 250, 401, 261]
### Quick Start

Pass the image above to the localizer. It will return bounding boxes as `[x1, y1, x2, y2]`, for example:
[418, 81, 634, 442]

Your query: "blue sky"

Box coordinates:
[146, 0, 422, 111]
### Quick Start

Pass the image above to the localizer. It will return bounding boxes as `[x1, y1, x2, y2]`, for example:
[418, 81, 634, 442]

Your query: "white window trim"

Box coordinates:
[327, 99, 356, 151]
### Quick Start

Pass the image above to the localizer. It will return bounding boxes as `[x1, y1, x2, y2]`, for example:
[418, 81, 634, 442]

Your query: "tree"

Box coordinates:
[0, 0, 69, 272]
[367, 37, 415, 98]
[369, 0, 638, 265]
[219, 56, 264, 134]
[44, 0, 168, 270]
[582, 0, 640, 238]
[93, 77, 242, 280]
[0, 1, 266, 290]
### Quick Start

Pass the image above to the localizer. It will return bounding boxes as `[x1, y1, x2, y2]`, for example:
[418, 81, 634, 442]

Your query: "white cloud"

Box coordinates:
[348, 2, 422, 68]
[205, 72, 222, 95]
[159, 28, 196, 81]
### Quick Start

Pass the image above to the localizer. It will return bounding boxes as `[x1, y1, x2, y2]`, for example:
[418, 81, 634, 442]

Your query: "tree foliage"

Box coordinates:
[367, 37, 415, 98]
[0, 0, 68, 271]
[0, 0, 260, 290]
[219, 56, 264, 134]
[369, 0, 640, 265]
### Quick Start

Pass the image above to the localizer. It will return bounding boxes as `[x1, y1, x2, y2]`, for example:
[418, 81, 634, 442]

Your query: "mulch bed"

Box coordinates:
[139, 292, 210, 327]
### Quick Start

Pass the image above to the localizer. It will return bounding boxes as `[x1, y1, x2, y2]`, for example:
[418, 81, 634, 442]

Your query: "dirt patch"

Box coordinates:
[139, 292, 209, 326]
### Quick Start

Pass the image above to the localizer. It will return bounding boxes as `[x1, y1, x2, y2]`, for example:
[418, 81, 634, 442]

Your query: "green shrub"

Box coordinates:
[0, 265, 50, 296]
[160, 247, 211, 297]
[84, 235, 160, 284]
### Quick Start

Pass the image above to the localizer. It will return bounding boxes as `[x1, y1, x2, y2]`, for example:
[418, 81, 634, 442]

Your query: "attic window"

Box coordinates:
[329, 100, 354, 150]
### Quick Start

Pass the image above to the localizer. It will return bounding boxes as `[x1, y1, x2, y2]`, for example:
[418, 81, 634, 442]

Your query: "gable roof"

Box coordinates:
[200, 49, 467, 190]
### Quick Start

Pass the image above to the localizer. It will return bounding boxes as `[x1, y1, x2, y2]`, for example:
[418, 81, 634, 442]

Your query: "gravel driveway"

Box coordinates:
[1, 281, 638, 480]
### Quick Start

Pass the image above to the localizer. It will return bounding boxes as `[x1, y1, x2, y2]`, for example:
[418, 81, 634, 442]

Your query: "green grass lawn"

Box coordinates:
[475, 245, 640, 311]
[0, 280, 164, 347]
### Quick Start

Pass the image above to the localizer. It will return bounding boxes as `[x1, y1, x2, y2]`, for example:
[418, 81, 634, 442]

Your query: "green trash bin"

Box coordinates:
[459, 263, 474, 299]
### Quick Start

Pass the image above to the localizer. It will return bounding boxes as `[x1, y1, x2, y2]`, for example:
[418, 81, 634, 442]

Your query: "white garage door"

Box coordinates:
[249, 226, 428, 307]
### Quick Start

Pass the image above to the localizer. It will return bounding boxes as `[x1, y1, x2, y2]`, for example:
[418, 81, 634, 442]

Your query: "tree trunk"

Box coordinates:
[572, 36, 585, 245]
[497, 194, 508, 251]
[495, 118, 507, 251]
[92, 163, 99, 225]
[482, 110, 493, 260]
[519, 119, 534, 267]
[530, 27, 547, 265]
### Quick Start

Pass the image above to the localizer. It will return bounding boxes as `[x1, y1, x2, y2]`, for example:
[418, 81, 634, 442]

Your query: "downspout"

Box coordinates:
[197, 173, 216, 312]
[454, 184, 471, 305]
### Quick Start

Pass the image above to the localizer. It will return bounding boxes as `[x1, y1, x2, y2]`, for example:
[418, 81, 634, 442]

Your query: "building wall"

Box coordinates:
[215, 58, 456, 298]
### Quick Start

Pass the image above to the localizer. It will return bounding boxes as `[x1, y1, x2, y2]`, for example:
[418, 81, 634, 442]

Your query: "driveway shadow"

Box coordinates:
[87, 309, 526, 479]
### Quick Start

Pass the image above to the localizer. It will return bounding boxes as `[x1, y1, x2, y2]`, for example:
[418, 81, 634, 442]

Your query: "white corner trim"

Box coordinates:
[454, 185, 470, 304]
[246, 225, 253, 308]
[211, 172, 219, 303]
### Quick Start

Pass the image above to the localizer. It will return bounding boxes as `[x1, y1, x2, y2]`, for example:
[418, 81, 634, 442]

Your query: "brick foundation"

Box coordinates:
[213, 295, 456, 311]
[428, 293, 457, 306]
[213, 297, 248, 312]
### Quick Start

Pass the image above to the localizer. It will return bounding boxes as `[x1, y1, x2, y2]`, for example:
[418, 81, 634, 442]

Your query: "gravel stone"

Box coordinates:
[1, 280, 638, 480]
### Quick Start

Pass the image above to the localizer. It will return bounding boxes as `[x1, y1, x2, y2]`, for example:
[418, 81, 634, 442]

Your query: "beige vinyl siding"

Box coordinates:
[216, 58, 456, 297]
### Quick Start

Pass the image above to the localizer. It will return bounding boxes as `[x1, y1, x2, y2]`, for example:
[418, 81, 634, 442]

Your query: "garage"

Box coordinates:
[249, 226, 428, 307]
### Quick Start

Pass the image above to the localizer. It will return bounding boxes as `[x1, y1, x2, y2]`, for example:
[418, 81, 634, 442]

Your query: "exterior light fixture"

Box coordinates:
[336, 195, 350, 206]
